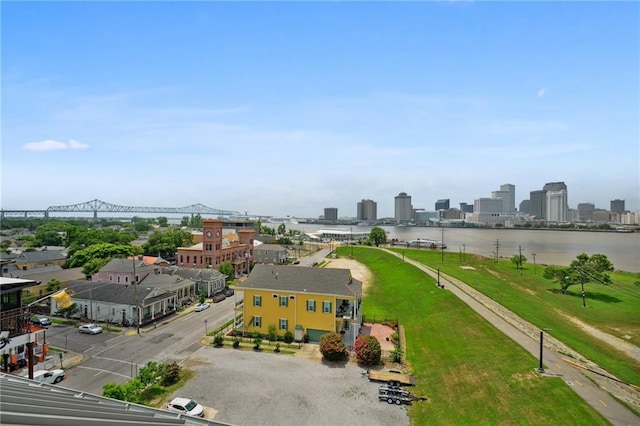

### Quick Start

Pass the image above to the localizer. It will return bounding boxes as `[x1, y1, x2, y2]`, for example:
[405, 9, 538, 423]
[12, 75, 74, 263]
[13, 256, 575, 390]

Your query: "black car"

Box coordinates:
[224, 287, 234, 297]
[32, 317, 52, 327]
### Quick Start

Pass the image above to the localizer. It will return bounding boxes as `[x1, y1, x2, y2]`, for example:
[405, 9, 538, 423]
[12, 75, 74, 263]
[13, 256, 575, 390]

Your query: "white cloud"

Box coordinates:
[23, 139, 89, 152]
[537, 88, 547, 97]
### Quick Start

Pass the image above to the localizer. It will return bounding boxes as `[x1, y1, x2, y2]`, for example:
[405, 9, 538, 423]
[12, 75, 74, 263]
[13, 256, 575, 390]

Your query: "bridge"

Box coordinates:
[0, 199, 240, 220]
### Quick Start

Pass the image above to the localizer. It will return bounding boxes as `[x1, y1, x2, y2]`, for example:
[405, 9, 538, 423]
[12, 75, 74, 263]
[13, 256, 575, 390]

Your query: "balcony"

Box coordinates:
[0, 307, 32, 338]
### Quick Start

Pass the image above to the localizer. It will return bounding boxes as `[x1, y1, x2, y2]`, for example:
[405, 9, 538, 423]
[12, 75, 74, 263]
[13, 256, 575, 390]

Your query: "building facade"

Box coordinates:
[356, 199, 377, 223]
[394, 192, 413, 224]
[176, 219, 255, 277]
[611, 199, 625, 214]
[546, 190, 568, 222]
[435, 199, 450, 211]
[323, 208, 338, 222]
[235, 265, 362, 345]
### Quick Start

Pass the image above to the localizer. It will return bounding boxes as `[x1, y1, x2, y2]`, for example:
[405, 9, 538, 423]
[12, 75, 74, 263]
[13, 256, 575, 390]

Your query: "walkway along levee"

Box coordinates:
[381, 248, 640, 426]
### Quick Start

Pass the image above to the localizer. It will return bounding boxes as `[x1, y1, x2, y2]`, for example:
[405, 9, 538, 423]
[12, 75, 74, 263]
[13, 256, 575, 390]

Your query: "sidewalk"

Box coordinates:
[385, 249, 640, 426]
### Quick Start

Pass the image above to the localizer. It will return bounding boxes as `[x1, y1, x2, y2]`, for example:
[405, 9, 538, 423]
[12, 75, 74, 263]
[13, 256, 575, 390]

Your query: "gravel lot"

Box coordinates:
[176, 345, 410, 426]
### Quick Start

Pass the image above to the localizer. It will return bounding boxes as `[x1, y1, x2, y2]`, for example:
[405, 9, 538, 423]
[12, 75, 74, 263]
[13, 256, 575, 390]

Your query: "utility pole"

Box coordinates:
[494, 239, 501, 263]
[441, 228, 444, 262]
[532, 252, 537, 275]
[462, 244, 466, 262]
[132, 257, 140, 334]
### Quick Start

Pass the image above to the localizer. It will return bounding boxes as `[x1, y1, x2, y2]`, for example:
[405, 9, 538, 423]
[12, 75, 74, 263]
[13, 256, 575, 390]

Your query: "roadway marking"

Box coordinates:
[75, 365, 130, 379]
[599, 400, 608, 407]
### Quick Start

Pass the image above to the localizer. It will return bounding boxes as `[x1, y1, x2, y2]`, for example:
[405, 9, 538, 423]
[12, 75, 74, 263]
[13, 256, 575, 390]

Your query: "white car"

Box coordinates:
[28, 369, 66, 384]
[79, 323, 103, 334]
[167, 397, 204, 417]
[194, 303, 210, 312]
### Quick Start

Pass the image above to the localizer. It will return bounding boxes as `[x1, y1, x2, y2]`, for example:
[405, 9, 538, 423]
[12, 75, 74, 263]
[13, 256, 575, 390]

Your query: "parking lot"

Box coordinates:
[176, 346, 410, 426]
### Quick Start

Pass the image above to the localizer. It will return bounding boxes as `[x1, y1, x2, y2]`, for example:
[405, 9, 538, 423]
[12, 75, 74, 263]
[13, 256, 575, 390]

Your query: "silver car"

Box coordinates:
[78, 323, 103, 334]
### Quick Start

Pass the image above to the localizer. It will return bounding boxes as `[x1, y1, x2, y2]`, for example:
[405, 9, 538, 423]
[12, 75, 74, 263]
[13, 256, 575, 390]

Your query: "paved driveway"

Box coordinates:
[175, 346, 410, 426]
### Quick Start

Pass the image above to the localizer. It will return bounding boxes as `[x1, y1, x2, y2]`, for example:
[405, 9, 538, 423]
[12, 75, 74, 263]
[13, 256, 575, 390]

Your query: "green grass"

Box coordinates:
[336, 246, 612, 426]
[389, 247, 640, 387]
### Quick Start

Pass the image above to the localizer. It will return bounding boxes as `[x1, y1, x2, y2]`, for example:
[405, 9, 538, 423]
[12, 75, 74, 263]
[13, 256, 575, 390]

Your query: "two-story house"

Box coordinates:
[235, 265, 362, 345]
[253, 244, 289, 264]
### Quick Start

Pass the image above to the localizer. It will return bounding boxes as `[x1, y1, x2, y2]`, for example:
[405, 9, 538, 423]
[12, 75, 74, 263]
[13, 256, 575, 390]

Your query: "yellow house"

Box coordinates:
[235, 264, 362, 344]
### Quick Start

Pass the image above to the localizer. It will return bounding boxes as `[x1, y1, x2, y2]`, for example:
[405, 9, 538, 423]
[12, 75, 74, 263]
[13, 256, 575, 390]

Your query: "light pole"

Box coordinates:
[204, 319, 208, 336]
[538, 328, 551, 373]
[132, 257, 140, 334]
[532, 252, 537, 275]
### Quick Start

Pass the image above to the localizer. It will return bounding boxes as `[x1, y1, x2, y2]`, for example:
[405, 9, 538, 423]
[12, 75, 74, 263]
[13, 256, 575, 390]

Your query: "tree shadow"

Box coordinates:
[547, 288, 621, 304]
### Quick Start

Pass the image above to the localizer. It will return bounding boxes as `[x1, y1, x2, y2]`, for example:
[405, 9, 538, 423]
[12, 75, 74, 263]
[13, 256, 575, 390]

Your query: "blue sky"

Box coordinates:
[2, 1, 638, 218]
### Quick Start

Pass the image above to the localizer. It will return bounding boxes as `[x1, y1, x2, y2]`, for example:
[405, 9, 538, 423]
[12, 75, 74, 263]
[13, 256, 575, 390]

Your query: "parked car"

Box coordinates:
[28, 369, 66, 384]
[167, 397, 204, 417]
[194, 303, 210, 312]
[31, 317, 52, 327]
[78, 324, 103, 334]
[224, 287, 234, 297]
[212, 293, 226, 303]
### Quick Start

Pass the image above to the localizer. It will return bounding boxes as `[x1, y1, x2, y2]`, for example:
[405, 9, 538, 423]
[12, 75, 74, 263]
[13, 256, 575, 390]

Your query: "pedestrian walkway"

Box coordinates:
[384, 248, 640, 426]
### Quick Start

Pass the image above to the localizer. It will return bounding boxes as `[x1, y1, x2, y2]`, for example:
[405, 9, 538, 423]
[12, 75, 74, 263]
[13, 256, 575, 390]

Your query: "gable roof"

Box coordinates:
[237, 264, 362, 298]
[65, 281, 166, 307]
[254, 244, 287, 252]
[99, 258, 156, 274]
[17, 250, 66, 263]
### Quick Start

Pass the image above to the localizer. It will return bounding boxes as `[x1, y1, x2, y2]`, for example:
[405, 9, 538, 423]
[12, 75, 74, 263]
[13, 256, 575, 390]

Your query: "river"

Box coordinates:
[291, 224, 640, 273]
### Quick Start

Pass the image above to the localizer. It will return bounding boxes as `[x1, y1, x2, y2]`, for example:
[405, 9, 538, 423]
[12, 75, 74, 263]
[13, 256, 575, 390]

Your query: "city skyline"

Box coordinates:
[2, 2, 638, 217]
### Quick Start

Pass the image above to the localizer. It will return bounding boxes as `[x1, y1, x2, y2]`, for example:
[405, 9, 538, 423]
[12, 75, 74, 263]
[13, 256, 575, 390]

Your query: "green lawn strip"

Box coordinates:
[337, 246, 609, 425]
[392, 248, 640, 386]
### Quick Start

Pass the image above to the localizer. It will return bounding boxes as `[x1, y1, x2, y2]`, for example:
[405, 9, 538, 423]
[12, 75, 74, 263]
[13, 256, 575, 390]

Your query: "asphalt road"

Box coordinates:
[54, 296, 241, 396]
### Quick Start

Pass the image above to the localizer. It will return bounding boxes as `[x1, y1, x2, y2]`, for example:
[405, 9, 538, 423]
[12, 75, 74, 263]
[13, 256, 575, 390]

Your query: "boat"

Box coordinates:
[406, 239, 447, 249]
[265, 216, 299, 225]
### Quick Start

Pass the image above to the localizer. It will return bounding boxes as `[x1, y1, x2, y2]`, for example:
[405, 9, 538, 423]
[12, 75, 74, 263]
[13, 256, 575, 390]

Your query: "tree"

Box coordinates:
[142, 228, 193, 259]
[510, 254, 527, 270]
[369, 226, 386, 247]
[354, 335, 381, 365]
[219, 262, 234, 280]
[69, 243, 141, 268]
[46, 278, 61, 292]
[283, 330, 294, 344]
[180, 216, 190, 227]
[82, 257, 111, 277]
[161, 362, 181, 386]
[267, 324, 278, 343]
[277, 223, 286, 236]
[544, 253, 613, 305]
[319, 332, 347, 362]
[156, 216, 168, 227]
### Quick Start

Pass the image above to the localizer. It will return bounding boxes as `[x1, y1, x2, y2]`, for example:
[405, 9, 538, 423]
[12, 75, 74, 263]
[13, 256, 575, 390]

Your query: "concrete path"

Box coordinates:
[384, 249, 640, 426]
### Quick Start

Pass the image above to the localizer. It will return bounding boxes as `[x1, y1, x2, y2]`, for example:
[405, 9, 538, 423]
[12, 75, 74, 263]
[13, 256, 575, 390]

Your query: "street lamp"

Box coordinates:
[204, 319, 208, 336]
[538, 328, 551, 373]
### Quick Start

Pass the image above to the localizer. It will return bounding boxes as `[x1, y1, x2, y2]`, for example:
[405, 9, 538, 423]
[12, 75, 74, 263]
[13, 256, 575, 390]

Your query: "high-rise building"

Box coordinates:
[577, 203, 595, 222]
[519, 200, 529, 214]
[474, 198, 504, 214]
[611, 199, 625, 214]
[529, 190, 546, 219]
[459, 202, 474, 213]
[324, 207, 338, 221]
[546, 190, 568, 222]
[394, 192, 413, 223]
[356, 199, 377, 223]
[435, 199, 450, 210]
[500, 184, 516, 213]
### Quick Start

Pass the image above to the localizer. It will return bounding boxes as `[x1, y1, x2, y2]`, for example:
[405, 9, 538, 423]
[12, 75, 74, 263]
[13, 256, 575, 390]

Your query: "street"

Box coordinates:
[52, 295, 240, 396]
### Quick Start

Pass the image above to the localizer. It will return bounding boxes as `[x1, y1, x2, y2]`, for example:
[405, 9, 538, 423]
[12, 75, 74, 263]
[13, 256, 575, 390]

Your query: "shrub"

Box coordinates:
[267, 324, 278, 343]
[390, 344, 403, 363]
[213, 334, 224, 347]
[161, 362, 181, 386]
[390, 331, 399, 343]
[252, 332, 262, 350]
[232, 337, 240, 348]
[283, 330, 294, 344]
[354, 335, 381, 365]
[319, 332, 347, 362]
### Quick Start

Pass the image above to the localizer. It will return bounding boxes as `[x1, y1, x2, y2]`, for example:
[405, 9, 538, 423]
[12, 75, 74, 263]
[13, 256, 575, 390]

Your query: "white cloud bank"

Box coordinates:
[23, 139, 89, 152]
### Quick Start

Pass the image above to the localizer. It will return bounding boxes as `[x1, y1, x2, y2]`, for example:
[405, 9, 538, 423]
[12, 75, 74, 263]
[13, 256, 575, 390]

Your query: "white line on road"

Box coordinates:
[75, 365, 130, 379]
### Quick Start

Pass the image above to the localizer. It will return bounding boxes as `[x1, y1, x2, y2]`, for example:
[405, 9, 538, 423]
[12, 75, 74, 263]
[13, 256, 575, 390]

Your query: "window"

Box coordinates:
[117, 276, 121, 283]
[279, 296, 288, 307]
[279, 318, 288, 331]
[322, 301, 332, 313]
[307, 300, 316, 312]
[254, 316, 262, 328]
[253, 295, 262, 307]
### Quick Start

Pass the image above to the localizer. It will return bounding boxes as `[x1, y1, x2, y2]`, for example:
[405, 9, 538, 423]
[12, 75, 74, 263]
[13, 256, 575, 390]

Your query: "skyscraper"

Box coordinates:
[394, 192, 413, 224]
[546, 190, 568, 222]
[611, 199, 625, 214]
[357, 199, 377, 223]
[324, 207, 338, 221]
[500, 184, 516, 213]
[435, 199, 450, 210]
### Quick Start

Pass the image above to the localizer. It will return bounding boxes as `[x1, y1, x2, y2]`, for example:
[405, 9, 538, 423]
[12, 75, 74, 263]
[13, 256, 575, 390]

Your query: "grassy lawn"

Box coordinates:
[388, 247, 640, 387]
[336, 246, 611, 426]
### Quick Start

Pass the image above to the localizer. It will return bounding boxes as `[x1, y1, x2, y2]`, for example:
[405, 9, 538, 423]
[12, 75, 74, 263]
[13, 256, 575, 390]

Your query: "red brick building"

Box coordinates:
[176, 219, 255, 277]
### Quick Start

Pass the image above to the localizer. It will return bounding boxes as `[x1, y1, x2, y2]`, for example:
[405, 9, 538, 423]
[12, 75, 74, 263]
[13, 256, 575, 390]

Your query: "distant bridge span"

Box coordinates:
[1, 199, 240, 219]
